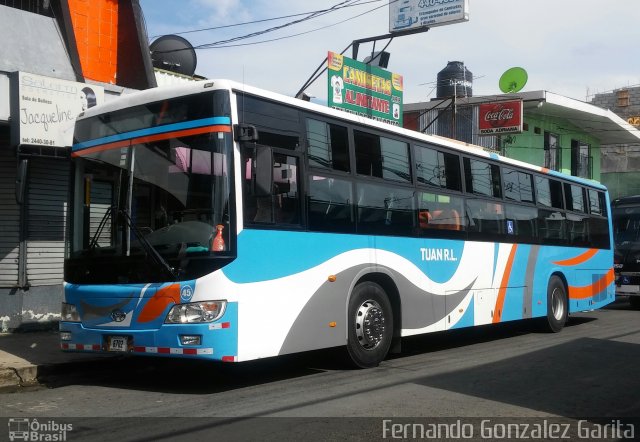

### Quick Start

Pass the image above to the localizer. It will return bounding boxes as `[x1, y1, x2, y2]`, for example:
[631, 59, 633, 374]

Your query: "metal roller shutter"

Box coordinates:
[0, 151, 19, 287]
[26, 159, 69, 286]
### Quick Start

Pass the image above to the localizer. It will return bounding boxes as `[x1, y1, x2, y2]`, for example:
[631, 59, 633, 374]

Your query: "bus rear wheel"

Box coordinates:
[544, 275, 568, 333]
[346, 281, 393, 368]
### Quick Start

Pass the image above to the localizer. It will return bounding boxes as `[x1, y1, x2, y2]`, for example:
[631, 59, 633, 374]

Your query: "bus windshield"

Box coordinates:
[613, 206, 640, 246]
[66, 90, 234, 284]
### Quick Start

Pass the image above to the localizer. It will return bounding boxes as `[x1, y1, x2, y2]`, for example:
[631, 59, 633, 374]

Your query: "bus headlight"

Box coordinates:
[61, 303, 80, 322]
[165, 301, 226, 324]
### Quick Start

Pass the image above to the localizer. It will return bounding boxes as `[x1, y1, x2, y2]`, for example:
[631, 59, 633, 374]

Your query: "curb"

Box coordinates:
[0, 365, 38, 389]
[0, 356, 119, 391]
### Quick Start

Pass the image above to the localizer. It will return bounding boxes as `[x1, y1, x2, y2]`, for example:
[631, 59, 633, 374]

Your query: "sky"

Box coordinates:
[140, 0, 640, 104]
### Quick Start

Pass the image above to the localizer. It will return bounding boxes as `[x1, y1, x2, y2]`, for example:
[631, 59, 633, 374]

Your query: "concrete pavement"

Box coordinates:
[0, 328, 113, 390]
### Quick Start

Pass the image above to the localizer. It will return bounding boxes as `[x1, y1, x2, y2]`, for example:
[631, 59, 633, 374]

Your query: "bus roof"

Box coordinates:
[77, 79, 607, 192]
[612, 195, 640, 206]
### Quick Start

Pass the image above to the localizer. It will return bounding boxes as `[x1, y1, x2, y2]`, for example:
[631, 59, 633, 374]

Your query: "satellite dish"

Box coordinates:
[499, 67, 528, 93]
[150, 35, 197, 76]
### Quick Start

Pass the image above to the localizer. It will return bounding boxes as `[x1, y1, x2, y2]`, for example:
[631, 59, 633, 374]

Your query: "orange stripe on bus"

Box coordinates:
[72, 125, 231, 158]
[553, 249, 598, 267]
[568, 268, 615, 300]
[137, 284, 181, 323]
[492, 244, 518, 324]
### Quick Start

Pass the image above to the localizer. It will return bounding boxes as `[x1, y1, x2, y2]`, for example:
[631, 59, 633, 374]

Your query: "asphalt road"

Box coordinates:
[1, 299, 639, 441]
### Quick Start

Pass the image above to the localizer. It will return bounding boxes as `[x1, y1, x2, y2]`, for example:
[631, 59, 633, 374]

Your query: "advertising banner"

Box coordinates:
[389, 0, 469, 33]
[478, 100, 523, 135]
[11, 72, 105, 148]
[327, 51, 403, 126]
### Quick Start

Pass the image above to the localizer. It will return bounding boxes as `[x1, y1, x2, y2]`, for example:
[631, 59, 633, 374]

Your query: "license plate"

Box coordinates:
[616, 285, 639, 295]
[107, 336, 129, 352]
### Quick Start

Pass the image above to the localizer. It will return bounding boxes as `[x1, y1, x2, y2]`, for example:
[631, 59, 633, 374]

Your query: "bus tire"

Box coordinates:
[544, 275, 568, 333]
[629, 296, 640, 309]
[346, 281, 394, 368]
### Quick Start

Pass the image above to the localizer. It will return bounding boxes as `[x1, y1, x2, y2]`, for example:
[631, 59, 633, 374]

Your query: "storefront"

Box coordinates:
[0, 72, 106, 331]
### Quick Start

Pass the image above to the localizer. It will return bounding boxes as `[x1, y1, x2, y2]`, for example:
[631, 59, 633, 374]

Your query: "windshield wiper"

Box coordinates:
[118, 208, 179, 280]
[89, 205, 115, 250]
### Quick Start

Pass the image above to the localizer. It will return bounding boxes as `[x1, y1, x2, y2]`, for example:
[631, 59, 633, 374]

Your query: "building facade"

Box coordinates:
[0, 0, 155, 330]
[590, 86, 640, 199]
[404, 91, 640, 184]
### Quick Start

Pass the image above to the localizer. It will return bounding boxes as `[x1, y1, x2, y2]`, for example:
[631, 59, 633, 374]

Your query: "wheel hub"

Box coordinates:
[355, 300, 385, 350]
[551, 287, 565, 320]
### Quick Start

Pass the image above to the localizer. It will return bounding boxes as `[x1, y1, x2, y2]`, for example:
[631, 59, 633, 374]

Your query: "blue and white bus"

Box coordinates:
[61, 80, 614, 367]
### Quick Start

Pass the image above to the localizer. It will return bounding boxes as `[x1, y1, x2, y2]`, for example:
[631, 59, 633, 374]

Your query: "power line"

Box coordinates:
[153, 0, 395, 52]
[149, 0, 386, 40]
[195, 0, 359, 49]
[196, 0, 393, 50]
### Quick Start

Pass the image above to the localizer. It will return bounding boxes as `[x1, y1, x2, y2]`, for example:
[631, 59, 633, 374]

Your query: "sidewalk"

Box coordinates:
[0, 329, 113, 389]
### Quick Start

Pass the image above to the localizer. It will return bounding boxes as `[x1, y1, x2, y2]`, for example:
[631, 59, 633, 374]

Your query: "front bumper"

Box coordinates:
[59, 303, 238, 362]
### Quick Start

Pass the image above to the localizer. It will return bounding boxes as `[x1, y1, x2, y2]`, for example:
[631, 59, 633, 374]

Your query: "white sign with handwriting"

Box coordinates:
[13, 72, 104, 148]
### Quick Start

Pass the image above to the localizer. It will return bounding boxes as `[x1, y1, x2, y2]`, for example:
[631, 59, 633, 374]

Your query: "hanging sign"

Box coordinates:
[390, 0, 469, 33]
[327, 51, 403, 126]
[478, 100, 523, 135]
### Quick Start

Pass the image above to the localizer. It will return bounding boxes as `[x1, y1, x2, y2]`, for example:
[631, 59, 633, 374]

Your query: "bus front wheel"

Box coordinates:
[346, 281, 393, 368]
[544, 275, 568, 333]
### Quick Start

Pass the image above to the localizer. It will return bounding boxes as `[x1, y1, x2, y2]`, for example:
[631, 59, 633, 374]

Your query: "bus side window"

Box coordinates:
[308, 175, 355, 233]
[272, 154, 300, 224]
[244, 150, 301, 225]
[418, 192, 465, 233]
[356, 182, 414, 236]
[467, 199, 505, 235]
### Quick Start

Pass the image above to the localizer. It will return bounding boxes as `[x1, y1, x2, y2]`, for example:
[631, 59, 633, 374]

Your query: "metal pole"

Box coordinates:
[296, 28, 429, 98]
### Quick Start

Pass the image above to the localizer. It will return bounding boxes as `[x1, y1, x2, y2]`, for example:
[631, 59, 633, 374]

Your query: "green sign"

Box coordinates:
[327, 51, 403, 126]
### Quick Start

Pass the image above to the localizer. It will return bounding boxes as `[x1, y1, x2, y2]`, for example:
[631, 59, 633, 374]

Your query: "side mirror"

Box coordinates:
[254, 147, 273, 198]
[234, 124, 259, 142]
[15, 159, 28, 205]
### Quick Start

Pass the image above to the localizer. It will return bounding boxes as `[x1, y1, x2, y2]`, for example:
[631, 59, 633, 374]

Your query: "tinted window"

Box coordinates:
[75, 90, 228, 142]
[418, 192, 465, 232]
[505, 204, 538, 242]
[535, 176, 563, 209]
[589, 217, 610, 249]
[306, 119, 349, 171]
[588, 189, 606, 216]
[538, 209, 566, 242]
[237, 95, 300, 149]
[464, 158, 501, 198]
[243, 150, 300, 225]
[567, 212, 589, 246]
[354, 131, 411, 182]
[565, 184, 586, 213]
[308, 176, 354, 233]
[503, 167, 534, 203]
[415, 145, 461, 191]
[467, 199, 505, 236]
[356, 183, 414, 235]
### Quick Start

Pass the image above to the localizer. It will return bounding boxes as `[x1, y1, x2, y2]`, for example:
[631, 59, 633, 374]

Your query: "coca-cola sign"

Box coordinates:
[478, 100, 523, 135]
